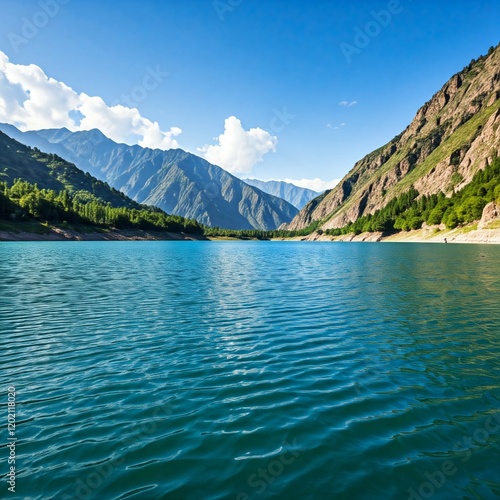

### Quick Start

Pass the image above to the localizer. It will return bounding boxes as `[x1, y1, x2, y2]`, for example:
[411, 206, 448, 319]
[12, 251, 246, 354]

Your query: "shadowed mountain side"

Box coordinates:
[0, 125, 298, 230]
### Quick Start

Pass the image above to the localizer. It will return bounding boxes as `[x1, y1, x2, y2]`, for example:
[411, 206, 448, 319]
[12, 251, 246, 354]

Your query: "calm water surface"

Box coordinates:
[1, 241, 499, 500]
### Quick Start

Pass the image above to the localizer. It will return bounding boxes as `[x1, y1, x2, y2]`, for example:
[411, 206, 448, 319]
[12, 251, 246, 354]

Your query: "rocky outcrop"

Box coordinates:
[478, 201, 500, 229]
[286, 44, 500, 231]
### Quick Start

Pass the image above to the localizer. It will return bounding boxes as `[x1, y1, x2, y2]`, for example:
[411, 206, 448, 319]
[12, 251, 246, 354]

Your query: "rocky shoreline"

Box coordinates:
[278, 202, 500, 244]
[278, 224, 500, 244]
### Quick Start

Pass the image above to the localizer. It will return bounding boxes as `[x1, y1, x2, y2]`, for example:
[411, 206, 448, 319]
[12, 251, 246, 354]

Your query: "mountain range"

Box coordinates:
[0, 130, 207, 236]
[1, 44, 499, 237]
[243, 179, 320, 209]
[286, 44, 500, 232]
[0, 124, 298, 231]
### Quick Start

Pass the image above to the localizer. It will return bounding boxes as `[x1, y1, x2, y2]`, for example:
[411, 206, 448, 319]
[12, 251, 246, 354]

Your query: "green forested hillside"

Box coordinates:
[0, 132, 202, 234]
[0, 178, 202, 233]
[324, 156, 500, 236]
[0, 131, 138, 208]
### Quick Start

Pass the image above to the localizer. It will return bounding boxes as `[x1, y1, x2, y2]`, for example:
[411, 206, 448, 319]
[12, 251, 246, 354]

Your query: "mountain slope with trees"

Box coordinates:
[285, 44, 500, 234]
[323, 156, 500, 236]
[0, 125, 298, 230]
[0, 132, 202, 234]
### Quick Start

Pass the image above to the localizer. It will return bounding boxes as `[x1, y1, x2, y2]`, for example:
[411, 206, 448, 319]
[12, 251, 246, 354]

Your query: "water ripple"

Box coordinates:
[1, 241, 499, 499]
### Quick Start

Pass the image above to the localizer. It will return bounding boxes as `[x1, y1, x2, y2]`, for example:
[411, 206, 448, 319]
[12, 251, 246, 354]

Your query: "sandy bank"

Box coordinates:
[274, 224, 500, 244]
[0, 227, 207, 242]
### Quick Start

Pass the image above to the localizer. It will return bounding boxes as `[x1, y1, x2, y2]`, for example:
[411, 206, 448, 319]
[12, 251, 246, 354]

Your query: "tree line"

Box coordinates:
[0, 179, 203, 234]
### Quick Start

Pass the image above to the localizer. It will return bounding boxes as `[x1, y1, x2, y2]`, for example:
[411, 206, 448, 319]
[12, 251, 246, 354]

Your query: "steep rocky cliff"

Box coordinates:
[287, 44, 500, 231]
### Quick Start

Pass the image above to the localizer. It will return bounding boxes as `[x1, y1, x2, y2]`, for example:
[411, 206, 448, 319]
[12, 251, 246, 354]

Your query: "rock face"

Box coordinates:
[478, 202, 500, 229]
[0, 125, 297, 230]
[243, 179, 320, 209]
[286, 44, 500, 231]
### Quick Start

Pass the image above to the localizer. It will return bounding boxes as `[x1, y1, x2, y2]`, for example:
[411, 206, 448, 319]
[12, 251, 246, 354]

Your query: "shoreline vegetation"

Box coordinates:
[2, 157, 499, 244]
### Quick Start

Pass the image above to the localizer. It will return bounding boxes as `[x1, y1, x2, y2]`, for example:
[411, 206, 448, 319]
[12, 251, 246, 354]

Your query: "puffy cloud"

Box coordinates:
[339, 100, 357, 107]
[280, 178, 340, 193]
[0, 50, 181, 149]
[199, 116, 277, 174]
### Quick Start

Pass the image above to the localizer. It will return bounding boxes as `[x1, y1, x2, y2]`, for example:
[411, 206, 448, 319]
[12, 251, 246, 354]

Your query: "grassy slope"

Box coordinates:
[389, 99, 500, 196]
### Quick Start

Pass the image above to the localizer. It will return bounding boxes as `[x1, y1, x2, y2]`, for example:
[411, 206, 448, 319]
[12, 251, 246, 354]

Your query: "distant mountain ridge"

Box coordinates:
[0, 124, 298, 230]
[243, 178, 320, 209]
[286, 44, 500, 232]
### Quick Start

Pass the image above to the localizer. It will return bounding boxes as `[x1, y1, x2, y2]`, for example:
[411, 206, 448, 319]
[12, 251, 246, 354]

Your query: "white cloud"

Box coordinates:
[198, 116, 277, 175]
[339, 100, 357, 107]
[0, 51, 181, 149]
[331, 122, 346, 130]
[279, 178, 340, 192]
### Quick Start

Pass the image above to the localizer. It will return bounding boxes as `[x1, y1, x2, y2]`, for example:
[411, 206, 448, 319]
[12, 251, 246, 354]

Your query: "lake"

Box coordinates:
[1, 241, 499, 500]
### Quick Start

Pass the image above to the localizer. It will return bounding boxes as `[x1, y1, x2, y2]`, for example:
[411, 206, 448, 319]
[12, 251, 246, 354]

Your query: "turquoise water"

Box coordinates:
[1, 241, 500, 500]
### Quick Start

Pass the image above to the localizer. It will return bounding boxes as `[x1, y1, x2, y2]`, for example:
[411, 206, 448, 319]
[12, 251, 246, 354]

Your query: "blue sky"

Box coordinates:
[0, 0, 499, 190]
